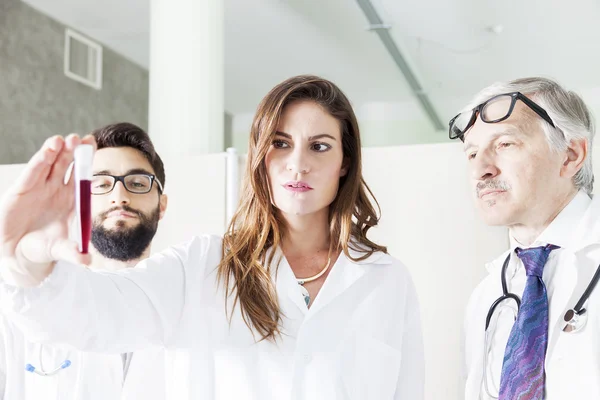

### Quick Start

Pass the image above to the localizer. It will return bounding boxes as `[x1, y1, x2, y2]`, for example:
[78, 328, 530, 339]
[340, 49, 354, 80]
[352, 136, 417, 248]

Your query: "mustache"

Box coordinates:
[98, 205, 144, 220]
[476, 180, 511, 196]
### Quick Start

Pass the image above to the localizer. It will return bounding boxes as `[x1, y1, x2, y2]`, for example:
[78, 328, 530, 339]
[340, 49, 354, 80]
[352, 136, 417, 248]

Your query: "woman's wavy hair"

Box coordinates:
[218, 75, 387, 341]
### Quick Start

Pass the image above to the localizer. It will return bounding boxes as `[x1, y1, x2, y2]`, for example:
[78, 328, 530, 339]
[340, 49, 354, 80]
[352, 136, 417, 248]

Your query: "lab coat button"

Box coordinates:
[303, 354, 312, 363]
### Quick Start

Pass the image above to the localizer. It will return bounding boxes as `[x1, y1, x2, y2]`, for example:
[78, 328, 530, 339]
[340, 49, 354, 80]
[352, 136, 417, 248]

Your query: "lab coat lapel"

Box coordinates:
[121, 352, 136, 397]
[483, 249, 513, 304]
[271, 248, 310, 316]
[304, 249, 391, 321]
[121, 348, 167, 400]
[545, 250, 577, 356]
[270, 245, 392, 318]
[547, 195, 600, 357]
[485, 249, 511, 276]
[568, 194, 600, 250]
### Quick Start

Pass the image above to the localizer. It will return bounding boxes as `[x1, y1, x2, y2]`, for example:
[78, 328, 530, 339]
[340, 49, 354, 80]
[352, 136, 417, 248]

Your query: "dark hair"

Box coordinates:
[91, 123, 166, 190]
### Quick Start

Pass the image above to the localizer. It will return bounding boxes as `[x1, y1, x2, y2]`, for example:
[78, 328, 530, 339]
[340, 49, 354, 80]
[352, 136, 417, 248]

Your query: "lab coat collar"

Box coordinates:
[305, 245, 392, 318]
[485, 190, 594, 276]
[568, 193, 600, 251]
[483, 191, 600, 349]
[508, 190, 592, 252]
[485, 248, 512, 276]
[346, 241, 392, 266]
[270, 241, 392, 317]
[535, 191, 591, 250]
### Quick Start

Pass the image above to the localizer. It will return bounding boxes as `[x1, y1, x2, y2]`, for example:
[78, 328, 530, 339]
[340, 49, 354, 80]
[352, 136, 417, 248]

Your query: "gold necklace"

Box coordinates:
[296, 256, 332, 307]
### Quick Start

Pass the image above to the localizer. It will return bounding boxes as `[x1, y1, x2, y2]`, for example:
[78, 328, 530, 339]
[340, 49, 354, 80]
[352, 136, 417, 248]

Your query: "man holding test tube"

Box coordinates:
[0, 122, 168, 400]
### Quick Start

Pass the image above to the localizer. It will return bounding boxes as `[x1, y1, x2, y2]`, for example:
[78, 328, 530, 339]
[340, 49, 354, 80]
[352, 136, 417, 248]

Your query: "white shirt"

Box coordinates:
[464, 191, 600, 399]
[0, 235, 424, 400]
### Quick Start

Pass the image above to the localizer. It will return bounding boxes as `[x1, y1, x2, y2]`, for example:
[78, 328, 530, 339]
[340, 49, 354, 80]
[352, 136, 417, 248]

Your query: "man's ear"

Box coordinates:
[158, 193, 168, 220]
[560, 138, 587, 180]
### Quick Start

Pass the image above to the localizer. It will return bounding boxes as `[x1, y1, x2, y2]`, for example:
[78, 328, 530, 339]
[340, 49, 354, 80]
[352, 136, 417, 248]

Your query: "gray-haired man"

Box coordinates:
[452, 77, 599, 399]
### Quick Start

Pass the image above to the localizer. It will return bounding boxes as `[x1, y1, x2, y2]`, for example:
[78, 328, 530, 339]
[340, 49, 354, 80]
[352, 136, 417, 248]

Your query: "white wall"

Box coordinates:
[362, 143, 508, 400]
[152, 153, 228, 252]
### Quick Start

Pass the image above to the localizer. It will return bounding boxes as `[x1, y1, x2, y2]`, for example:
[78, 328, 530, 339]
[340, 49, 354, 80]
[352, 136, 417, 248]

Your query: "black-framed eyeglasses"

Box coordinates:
[91, 174, 163, 195]
[448, 92, 556, 141]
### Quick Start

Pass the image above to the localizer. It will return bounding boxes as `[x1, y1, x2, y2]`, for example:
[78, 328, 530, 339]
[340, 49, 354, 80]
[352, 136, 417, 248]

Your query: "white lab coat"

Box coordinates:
[0, 315, 166, 400]
[463, 191, 600, 399]
[0, 235, 424, 400]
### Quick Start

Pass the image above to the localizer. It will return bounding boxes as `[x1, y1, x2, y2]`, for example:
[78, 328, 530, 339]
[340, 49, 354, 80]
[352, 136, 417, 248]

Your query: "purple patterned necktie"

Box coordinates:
[498, 244, 559, 400]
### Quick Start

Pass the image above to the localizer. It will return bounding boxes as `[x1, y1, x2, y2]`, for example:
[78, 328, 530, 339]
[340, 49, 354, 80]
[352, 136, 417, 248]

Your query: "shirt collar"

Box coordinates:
[488, 190, 591, 274]
[509, 190, 591, 251]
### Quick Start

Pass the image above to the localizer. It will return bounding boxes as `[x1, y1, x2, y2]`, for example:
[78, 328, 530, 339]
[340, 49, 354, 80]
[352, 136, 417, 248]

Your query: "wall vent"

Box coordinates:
[64, 28, 103, 90]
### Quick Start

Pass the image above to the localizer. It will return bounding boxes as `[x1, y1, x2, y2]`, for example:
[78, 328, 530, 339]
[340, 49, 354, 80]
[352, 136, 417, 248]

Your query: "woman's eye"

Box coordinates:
[311, 142, 331, 152]
[468, 152, 477, 160]
[272, 140, 289, 149]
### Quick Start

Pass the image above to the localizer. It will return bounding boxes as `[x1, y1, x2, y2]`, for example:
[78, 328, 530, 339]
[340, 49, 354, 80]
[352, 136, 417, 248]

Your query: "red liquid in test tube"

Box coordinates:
[74, 145, 94, 254]
[78, 180, 91, 253]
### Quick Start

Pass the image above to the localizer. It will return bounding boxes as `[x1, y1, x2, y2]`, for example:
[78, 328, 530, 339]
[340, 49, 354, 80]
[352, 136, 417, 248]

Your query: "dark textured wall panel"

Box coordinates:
[0, 0, 149, 164]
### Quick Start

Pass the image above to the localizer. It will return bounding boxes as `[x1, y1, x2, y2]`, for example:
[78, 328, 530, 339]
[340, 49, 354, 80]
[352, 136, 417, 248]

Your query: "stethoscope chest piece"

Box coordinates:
[563, 308, 588, 333]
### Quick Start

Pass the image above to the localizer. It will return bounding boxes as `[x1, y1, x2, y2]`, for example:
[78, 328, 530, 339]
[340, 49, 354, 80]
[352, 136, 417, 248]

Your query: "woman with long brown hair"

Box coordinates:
[0, 75, 424, 399]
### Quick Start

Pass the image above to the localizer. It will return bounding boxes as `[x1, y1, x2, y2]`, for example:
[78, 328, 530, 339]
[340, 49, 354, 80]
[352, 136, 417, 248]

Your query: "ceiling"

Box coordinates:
[20, 0, 600, 141]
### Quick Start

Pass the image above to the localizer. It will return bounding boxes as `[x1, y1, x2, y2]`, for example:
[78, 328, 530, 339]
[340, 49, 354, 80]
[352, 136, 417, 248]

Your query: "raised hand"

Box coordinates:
[0, 134, 96, 287]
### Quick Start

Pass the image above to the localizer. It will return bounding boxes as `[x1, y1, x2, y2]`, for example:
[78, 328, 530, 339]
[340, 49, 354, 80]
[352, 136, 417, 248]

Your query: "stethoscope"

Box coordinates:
[482, 252, 600, 398]
[24, 345, 71, 376]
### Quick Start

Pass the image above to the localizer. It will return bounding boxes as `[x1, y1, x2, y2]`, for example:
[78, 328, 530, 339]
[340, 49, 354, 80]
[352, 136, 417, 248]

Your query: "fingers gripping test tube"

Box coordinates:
[74, 145, 93, 254]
